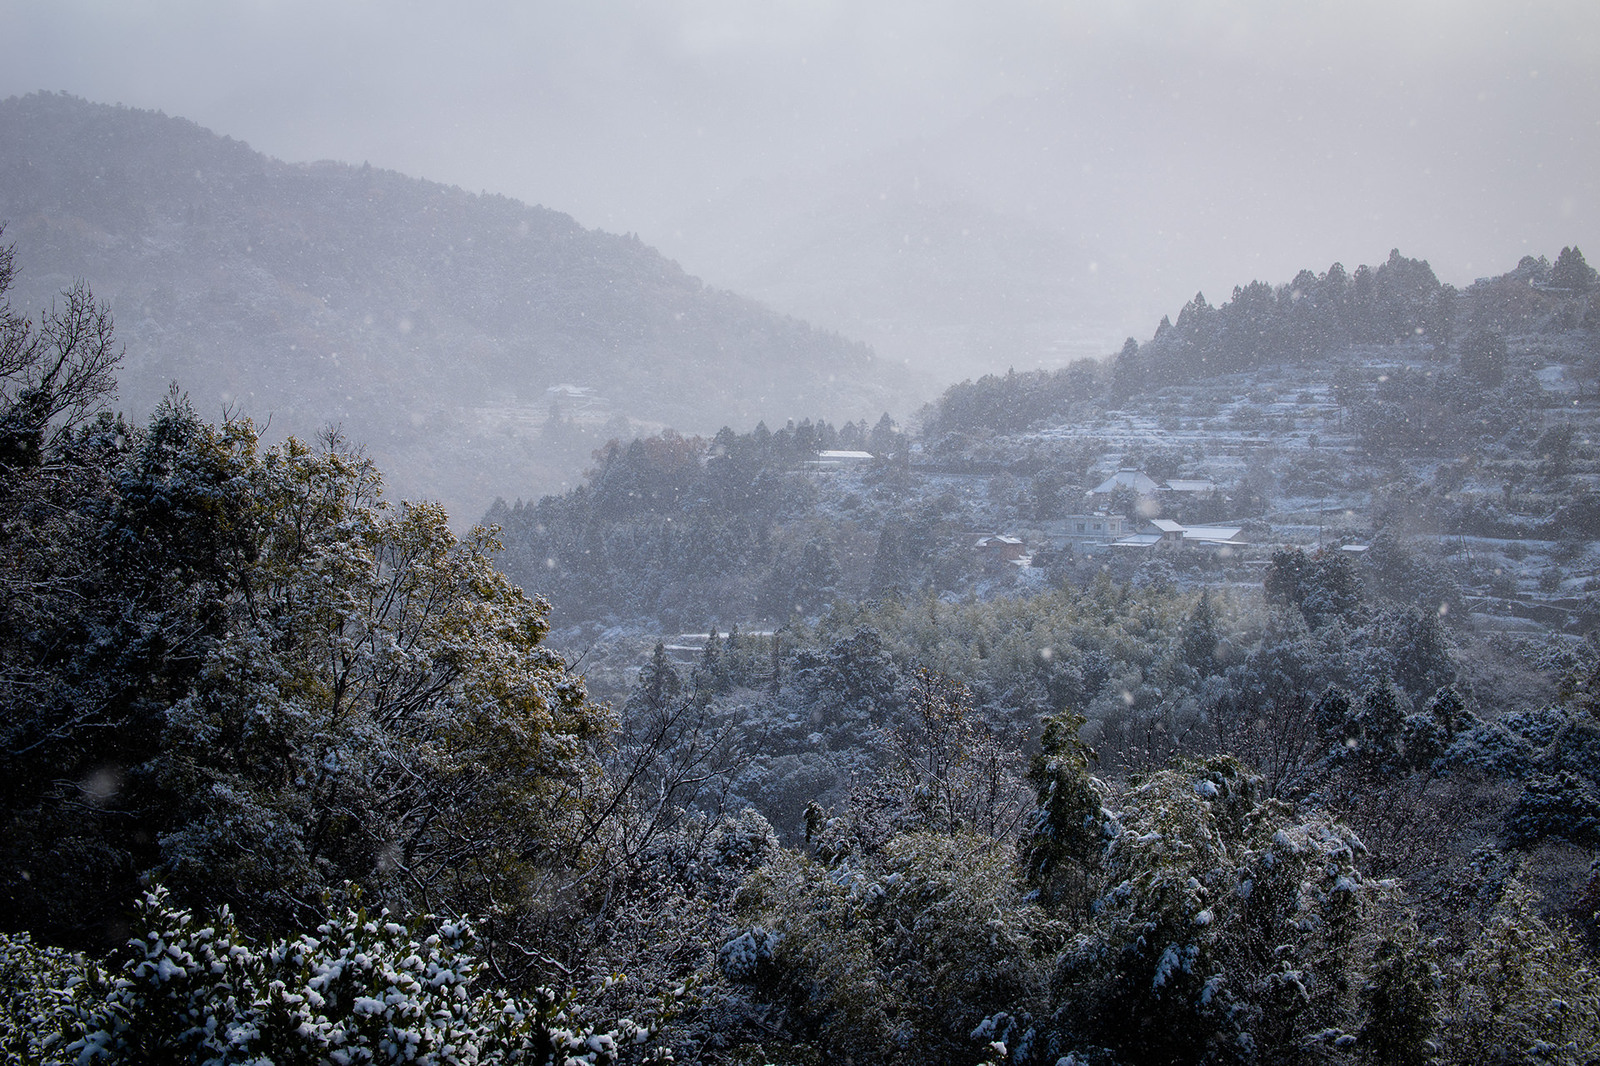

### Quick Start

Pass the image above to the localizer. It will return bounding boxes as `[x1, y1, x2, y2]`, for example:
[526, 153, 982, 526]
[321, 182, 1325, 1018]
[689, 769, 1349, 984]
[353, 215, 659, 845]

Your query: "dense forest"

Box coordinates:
[8, 230, 1600, 1065]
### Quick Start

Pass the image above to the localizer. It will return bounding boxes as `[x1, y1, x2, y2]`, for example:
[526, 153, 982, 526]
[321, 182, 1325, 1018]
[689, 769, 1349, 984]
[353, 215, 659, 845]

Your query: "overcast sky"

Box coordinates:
[2, 0, 1596, 356]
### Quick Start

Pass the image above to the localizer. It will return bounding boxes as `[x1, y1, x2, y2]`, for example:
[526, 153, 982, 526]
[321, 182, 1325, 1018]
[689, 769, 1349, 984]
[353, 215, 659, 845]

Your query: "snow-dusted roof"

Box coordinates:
[1131, 520, 1245, 545]
[1165, 479, 1217, 493]
[817, 450, 875, 460]
[1182, 526, 1244, 544]
[1112, 534, 1163, 548]
[976, 535, 1024, 548]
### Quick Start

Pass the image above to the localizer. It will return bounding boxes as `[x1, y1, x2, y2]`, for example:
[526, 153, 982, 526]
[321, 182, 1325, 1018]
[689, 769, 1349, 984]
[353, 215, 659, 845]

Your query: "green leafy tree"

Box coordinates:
[2, 389, 611, 963]
[162, 433, 607, 953]
[1436, 880, 1600, 1063]
[725, 832, 1057, 1066]
[1359, 931, 1438, 1066]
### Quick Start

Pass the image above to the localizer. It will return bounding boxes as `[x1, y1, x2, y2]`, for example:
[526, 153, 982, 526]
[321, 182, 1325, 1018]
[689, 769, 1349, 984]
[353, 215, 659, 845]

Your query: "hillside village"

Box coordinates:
[905, 332, 1600, 637]
[951, 348, 1595, 630]
[483, 250, 1600, 724]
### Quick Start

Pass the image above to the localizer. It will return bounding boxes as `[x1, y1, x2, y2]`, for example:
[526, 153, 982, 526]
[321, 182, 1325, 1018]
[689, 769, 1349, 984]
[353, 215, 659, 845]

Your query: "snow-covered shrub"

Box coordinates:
[577, 808, 778, 1060]
[1046, 757, 1389, 1064]
[0, 933, 99, 1064]
[63, 886, 666, 1065]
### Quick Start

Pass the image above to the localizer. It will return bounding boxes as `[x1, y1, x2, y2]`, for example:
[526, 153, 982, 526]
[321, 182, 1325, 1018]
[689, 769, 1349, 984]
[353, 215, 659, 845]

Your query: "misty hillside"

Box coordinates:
[658, 73, 1590, 392]
[663, 146, 1136, 386]
[0, 92, 909, 519]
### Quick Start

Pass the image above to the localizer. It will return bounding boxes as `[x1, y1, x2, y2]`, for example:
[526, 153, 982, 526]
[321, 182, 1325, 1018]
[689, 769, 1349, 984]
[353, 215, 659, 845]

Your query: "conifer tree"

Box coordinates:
[1552, 245, 1598, 291]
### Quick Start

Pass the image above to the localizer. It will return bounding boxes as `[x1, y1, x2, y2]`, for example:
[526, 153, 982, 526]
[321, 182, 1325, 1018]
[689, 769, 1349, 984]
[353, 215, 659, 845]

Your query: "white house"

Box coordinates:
[1040, 512, 1132, 553]
[1113, 520, 1247, 553]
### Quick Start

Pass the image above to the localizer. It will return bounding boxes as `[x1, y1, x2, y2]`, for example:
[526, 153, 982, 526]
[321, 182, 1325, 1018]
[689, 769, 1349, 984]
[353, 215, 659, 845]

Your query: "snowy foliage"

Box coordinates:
[0, 933, 100, 1063]
[1047, 758, 1385, 1063]
[2, 387, 612, 956]
[10, 231, 1600, 1065]
[1435, 880, 1600, 1064]
[725, 832, 1057, 1065]
[58, 887, 666, 1066]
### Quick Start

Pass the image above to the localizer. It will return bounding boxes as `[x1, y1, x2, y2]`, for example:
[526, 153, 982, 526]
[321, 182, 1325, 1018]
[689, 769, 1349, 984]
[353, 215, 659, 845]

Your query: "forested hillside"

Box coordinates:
[458, 244, 1600, 1063]
[8, 226, 1600, 1064]
[927, 246, 1597, 437]
[494, 246, 1600, 644]
[0, 92, 906, 522]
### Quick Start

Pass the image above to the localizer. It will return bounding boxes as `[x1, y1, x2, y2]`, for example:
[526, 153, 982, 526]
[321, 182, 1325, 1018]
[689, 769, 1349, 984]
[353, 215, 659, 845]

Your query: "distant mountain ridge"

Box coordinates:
[0, 92, 906, 520]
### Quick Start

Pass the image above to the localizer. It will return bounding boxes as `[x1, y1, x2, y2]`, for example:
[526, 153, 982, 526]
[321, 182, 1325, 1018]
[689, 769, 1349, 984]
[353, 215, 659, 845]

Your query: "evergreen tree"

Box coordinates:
[2, 390, 612, 952]
[1459, 328, 1508, 387]
[724, 622, 747, 686]
[1110, 336, 1145, 399]
[629, 642, 684, 717]
[694, 626, 732, 696]
[1181, 591, 1222, 674]
[1021, 711, 1104, 910]
[1360, 932, 1439, 1066]
[1552, 245, 1598, 291]
[869, 411, 898, 456]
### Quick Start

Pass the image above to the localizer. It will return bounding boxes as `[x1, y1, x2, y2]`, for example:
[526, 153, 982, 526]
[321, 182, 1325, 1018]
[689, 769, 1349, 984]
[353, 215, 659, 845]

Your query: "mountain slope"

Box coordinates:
[0, 92, 908, 520]
[661, 147, 1135, 386]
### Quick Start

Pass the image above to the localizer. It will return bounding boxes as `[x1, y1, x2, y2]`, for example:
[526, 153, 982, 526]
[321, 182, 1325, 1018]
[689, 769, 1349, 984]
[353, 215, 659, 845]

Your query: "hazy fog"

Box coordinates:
[3, 0, 1596, 379]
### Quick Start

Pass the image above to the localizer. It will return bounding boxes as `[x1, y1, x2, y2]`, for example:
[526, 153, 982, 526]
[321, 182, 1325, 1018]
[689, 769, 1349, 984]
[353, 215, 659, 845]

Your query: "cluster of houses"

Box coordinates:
[801, 452, 1254, 566]
[976, 468, 1247, 566]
